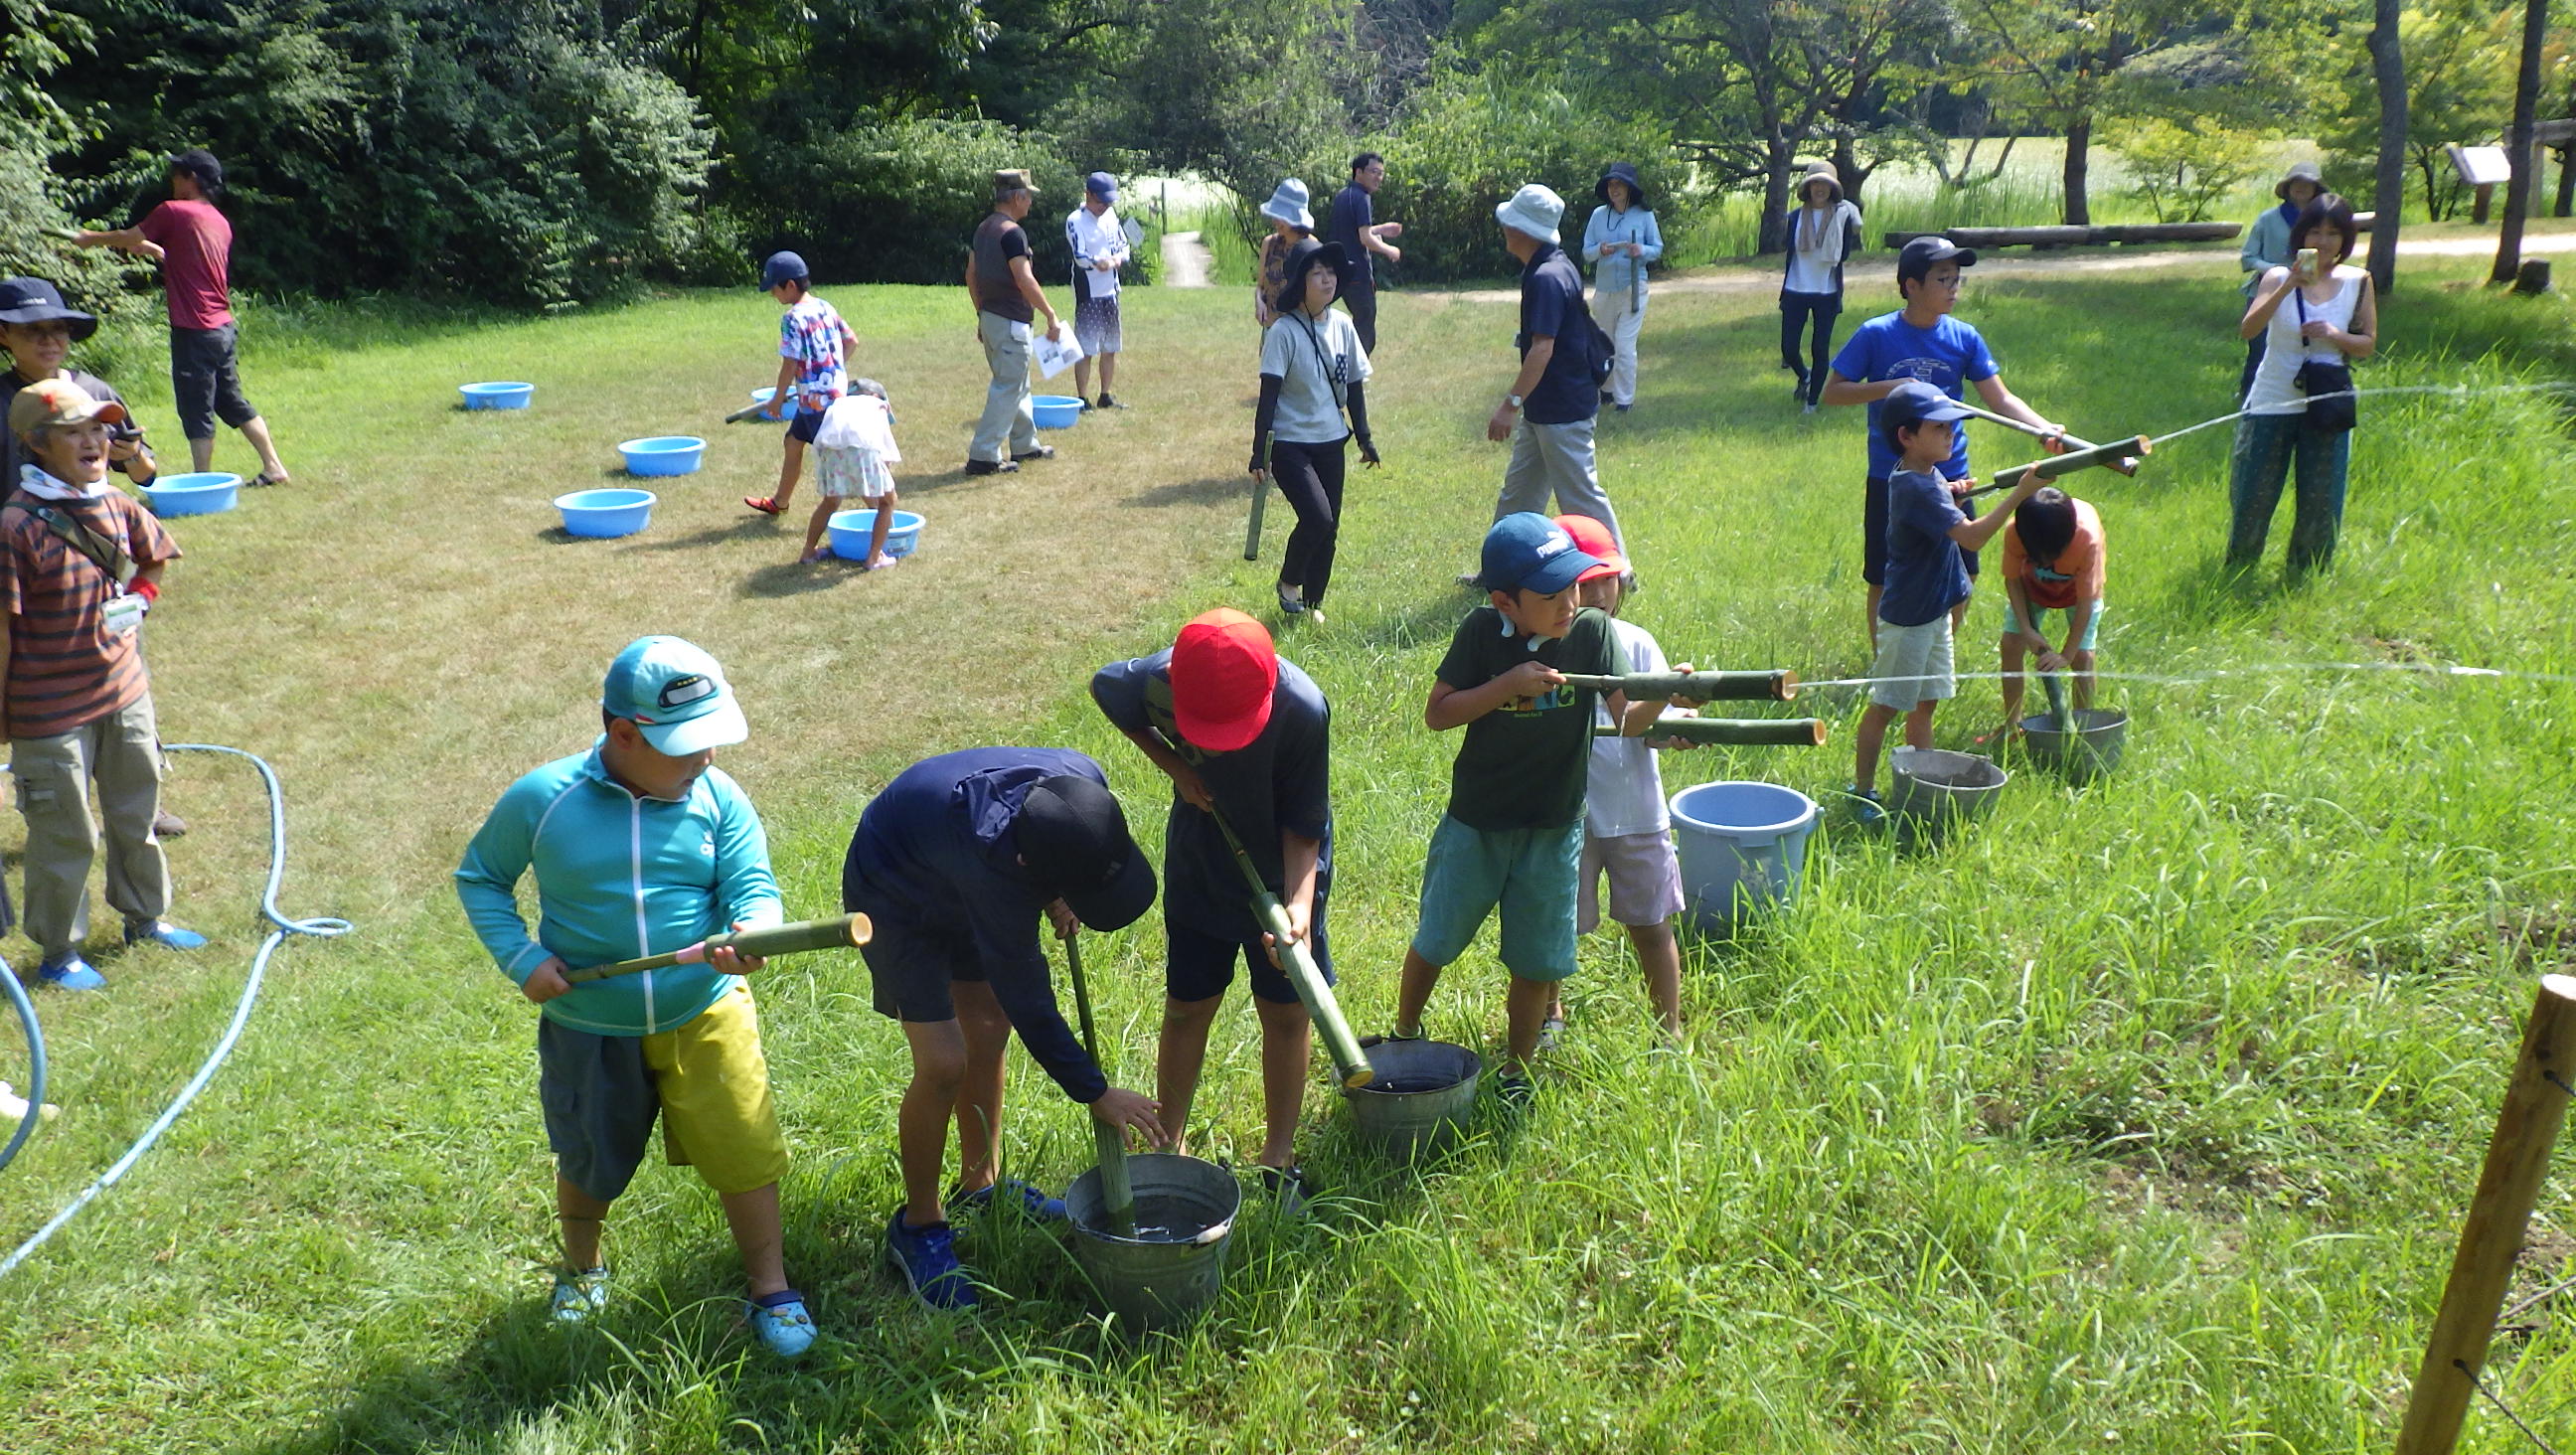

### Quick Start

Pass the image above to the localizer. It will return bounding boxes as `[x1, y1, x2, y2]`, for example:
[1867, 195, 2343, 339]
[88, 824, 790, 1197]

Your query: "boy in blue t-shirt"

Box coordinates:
[743, 250, 856, 520]
[1850, 383, 2047, 819]
[1821, 238, 2063, 647]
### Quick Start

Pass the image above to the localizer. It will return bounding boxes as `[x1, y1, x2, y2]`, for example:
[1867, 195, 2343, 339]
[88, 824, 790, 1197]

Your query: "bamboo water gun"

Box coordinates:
[1597, 717, 1828, 747]
[1961, 435, 2154, 501]
[563, 914, 872, 983]
[1208, 810, 1372, 1089]
[1953, 401, 2141, 477]
[1060, 931, 1136, 1236]
[1552, 668, 1799, 704]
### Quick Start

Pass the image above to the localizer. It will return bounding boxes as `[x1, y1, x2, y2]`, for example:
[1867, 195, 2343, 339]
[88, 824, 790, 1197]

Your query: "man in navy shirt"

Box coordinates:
[1822, 237, 2062, 646]
[1092, 609, 1332, 1204]
[1326, 152, 1402, 354]
[1486, 184, 1626, 556]
[842, 747, 1167, 1309]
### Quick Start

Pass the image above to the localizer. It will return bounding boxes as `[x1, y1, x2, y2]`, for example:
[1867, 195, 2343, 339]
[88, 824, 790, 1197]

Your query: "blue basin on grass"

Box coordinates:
[618, 436, 705, 476]
[460, 382, 534, 409]
[748, 388, 800, 421]
[1032, 395, 1082, 429]
[827, 509, 923, 561]
[555, 488, 657, 539]
[141, 472, 241, 517]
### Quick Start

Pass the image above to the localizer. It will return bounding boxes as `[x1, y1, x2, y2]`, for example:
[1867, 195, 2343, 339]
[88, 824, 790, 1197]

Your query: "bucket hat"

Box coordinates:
[1259, 179, 1314, 232]
[1170, 608, 1278, 752]
[1271, 238, 1356, 315]
[1016, 775, 1157, 931]
[1796, 161, 1844, 206]
[1494, 184, 1564, 244]
[1594, 162, 1649, 210]
[0, 277, 97, 342]
[601, 635, 749, 756]
[2275, 161, 2324, 200]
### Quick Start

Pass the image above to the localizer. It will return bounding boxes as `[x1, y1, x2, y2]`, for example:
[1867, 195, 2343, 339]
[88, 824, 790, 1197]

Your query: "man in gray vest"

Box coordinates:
[965, 169, 1065, 476]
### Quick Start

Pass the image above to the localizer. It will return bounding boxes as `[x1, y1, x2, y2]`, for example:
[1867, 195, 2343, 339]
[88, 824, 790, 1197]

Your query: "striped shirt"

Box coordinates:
[1, 485, 177, 739]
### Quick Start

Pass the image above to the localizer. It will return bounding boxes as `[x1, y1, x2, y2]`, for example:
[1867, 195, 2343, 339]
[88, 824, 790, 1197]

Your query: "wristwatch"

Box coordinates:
[1505, 394, 1524, 410]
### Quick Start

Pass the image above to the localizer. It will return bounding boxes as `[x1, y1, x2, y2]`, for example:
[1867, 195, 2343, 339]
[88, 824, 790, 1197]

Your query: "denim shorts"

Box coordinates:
[1409, 814, 1583, 982]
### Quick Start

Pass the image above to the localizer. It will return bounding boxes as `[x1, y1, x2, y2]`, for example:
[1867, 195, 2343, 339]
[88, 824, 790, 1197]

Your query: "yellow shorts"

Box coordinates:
[540, 981, 790, 1200]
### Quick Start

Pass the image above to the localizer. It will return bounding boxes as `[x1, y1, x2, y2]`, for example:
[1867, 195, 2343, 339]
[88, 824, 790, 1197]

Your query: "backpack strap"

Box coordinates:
[2, 493, 137, 587]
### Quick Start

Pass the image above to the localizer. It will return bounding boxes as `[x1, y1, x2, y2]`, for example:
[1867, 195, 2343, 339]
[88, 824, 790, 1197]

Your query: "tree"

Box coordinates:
[2317, 1, 2513, 225]
[2493, 0, 2548, 281]
[2369, 0, 2407, 294]
[1958, 0, 2203, 225]
[1782, 0, 1958, 207]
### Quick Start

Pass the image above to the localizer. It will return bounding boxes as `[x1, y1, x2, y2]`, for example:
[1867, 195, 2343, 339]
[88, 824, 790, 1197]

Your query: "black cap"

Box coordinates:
[169, 149, 224, 197]
[1016, 775, 1157, 931]
[1896, 236, 1976, 280]
[0, 277, 97, 342]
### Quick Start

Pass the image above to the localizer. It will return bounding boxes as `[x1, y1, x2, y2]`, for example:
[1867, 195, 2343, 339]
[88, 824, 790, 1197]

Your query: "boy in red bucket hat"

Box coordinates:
[1092, 607, 1334, 1205]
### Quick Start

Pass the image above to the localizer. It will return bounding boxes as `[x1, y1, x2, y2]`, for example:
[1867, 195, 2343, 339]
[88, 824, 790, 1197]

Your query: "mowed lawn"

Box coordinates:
[2, 250, 2573, 1454]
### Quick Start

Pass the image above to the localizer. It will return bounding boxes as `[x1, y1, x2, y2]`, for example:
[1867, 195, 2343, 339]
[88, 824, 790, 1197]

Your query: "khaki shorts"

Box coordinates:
[538, 981, 788, 1201]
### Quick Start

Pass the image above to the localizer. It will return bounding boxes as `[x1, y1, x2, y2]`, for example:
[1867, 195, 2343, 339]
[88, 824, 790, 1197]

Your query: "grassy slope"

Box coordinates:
[1, 255, 2573, 1454]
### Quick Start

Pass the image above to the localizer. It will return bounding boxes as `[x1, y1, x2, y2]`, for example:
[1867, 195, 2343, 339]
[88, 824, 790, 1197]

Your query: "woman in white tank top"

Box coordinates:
[2225, 193, 2376, 578]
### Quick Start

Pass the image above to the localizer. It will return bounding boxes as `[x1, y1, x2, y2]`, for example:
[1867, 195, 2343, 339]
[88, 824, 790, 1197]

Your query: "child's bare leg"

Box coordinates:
[1853, 703, 1900, 794]
[1503, 974, 1555, 1075]
[772, 435, 806, 512]
[1392, 946, 1443, 1037]
[800, 496, 835, 560]
[1628, 920, 1682, 1034]
[1073, 357, 1094, 400]
[1253, 996, 1312, 1169]
[1863, 585, 1882, 654]
[719, 1182, 790, 1297]
[1097, 352, 1117, 396]
[1155, 994, 1222, 1153]
[1903, 701, 1937, 750]
[895, 1019, 968, 1226]
[557, 1174, 610, 1269]
[949, 979, 1014, 1197]
[2071, 649, 2097, 710]
[866, 490, 895, 566]
[1999, 633, 2029, 727]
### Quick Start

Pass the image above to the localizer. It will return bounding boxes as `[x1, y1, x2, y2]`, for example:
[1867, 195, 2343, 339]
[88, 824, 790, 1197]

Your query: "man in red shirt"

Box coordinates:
[76, 150, 291, 486]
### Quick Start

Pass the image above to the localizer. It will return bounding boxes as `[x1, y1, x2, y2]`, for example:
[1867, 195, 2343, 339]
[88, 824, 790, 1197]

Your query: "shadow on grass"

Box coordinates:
[1354, 583, 1485, 653]
[738, 560, 874, 598]
[1123, 474, 1246, 509]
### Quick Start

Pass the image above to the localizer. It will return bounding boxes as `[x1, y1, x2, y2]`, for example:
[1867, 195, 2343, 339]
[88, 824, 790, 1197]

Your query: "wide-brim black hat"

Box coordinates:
[1017, 774, 1157, 932]
[0, 277, 98, 343]
[1272, 238, 1357, 315]
[1595, 161, 1649, 209]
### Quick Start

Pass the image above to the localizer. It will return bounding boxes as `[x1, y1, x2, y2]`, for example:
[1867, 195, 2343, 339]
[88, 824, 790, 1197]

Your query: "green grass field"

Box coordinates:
[2, 251, 2574, 1453]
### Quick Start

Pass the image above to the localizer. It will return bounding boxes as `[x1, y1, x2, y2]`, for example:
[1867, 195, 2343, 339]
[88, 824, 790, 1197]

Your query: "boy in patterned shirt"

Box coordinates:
[743, 251, 857, 519]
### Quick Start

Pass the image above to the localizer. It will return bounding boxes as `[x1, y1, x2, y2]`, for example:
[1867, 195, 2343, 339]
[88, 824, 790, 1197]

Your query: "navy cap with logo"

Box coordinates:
[1476, 511, 1606, 596]
[1015, 774, 1157, 931]
[1896, 236, 1977, 282]
[1879, 378, 1975, 435]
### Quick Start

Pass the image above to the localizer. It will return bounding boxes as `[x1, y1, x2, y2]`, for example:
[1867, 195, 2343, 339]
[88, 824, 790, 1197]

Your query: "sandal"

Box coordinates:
[743, 496, 785, 516]
[246, 470, 289, 488]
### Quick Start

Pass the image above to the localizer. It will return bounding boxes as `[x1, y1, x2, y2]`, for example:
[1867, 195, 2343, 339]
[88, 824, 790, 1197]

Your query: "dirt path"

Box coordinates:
[1161, 230, 1215, 288]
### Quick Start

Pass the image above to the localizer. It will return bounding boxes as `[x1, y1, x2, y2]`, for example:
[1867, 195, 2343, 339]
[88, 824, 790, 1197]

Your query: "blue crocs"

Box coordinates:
[745, 1290, 818, 1359]
[124, 920, 208, 951]
[549, 1265, 609, 1323]
[953, 1177, 1067, 1222]
[886, 1210, 977, 1311]
[37, 954, 104, 991]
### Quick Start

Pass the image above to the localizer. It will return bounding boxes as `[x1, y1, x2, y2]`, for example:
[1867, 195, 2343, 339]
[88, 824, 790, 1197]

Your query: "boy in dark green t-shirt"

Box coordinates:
[1388, 514, 1662, 1101]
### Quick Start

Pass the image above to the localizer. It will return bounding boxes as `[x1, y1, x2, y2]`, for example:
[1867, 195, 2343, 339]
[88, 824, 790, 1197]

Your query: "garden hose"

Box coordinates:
[0, 743, 349, 1278]
[0, 955, 45, 1175]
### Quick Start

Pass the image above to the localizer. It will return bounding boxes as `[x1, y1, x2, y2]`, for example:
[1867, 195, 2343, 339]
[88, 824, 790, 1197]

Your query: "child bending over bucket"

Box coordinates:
[454, 636, 819, 1360]
[1997, 486, 2104, 732]
[1849, 382, 2046, 822]
[1387, 514, 1663, 1105]
[799, 378, 899, 568]
[1092, 608, 1333, 1206]
[1547, 515, 1690, 1039]
[743, 250, 857, 520]
[840, 748, 1168, 1311]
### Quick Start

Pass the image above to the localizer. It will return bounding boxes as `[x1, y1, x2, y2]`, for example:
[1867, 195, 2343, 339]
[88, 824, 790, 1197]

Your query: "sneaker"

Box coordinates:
[1535, 1013, 1567, 1053]
[1802, 402, 1819, 415]
[1495, 1071, 1535, 1110]
[744, 1290, 819, 1359]
[1614, 402, 1631, 412]
[124, 919, 207, 951]
[743, 495, 785, 516]
[1256, 1163, 1318, 1216]
[1846, 787, 1887, 826]
[886, 1210, 977, 1311]
[1075, 396, 1093, 411]
[1094, 394, 1119, 409]
[1304, 605, 1326, 625]
[550, 1265, 608, 1324]
[953, 1177, 1067, 1223]
[963, 458, 1018, 476]
[36, 953, 104, 991]
[1011, 444, 1055, 463]
[153, 809, 188, 839]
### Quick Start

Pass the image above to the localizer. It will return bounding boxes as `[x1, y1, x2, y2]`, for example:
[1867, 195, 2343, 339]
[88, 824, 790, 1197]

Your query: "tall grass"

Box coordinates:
[1175, 200, 1259, 289]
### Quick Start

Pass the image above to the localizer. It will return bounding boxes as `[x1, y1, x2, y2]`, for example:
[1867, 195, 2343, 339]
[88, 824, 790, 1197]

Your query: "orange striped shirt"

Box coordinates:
[0, 491, 178, 739]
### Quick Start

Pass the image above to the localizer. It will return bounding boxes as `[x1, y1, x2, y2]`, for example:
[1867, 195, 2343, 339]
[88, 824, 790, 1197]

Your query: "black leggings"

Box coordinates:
[1271, 435, 1348, 607]
[1779, 291, 1841, 405]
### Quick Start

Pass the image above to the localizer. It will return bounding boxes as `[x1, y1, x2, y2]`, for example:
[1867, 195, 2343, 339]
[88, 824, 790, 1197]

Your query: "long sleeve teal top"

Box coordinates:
[456, 744, 784, 1036]
[1581, 205, 1664, 297]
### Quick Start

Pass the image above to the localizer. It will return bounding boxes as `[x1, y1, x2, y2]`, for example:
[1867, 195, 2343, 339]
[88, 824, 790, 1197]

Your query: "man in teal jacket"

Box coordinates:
[456, 635, 817, 1359]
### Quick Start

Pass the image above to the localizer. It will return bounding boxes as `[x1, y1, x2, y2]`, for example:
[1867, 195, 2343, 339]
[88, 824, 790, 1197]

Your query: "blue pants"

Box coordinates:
[2226, 410, 2349, 576]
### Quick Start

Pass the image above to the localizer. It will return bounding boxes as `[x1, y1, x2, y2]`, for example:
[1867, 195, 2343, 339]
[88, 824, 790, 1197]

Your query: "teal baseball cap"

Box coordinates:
[602, 636, 748, 755]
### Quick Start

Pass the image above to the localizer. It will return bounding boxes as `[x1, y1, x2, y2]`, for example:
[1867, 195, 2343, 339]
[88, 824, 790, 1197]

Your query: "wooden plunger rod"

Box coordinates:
[1208, 810, 1374, 1090]
[1060, 932, 1137, 1237]
[1554, 669, 1799, 704]
[2392, 973, 2576, 1455]
[1961, 436, 2154, 501]
[1597, 718, 1828, 747]
[564, 914, 871, 983]
[1951, 401, 2141, 477]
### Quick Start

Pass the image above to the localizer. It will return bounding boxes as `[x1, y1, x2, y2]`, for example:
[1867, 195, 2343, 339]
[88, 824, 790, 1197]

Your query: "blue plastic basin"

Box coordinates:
[1032, 395, 1082, 429]
[827, 509, 924, 562]
[748, 387, 800, 421]
[141, 472, 242, 517]
[460, 382, 533, 409]
[618, 435, 705, 476]
[555, 488, 657, 538]
[1669, 781, 1818, 934]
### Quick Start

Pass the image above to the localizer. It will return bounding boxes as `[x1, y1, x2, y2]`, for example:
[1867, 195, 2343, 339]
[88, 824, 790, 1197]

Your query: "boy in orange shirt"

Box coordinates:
[1997, 486, 2104, 729]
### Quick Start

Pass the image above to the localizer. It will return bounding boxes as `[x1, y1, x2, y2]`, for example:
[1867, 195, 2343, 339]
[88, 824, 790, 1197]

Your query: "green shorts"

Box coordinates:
[2002, 599, 2103, 653]
[1409, 814, 1584, 982]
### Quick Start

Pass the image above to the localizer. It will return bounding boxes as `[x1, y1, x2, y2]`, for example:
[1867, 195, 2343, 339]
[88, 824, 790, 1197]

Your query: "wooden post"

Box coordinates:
[2473, 183, 2496, 225]
[2392, 973, 2576, 1455]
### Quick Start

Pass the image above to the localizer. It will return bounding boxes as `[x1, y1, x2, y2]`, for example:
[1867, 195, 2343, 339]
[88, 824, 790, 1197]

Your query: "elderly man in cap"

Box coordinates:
[3, 378, 203, 991]
[2238, 162, 2327, 401]
[75, 149, 291, 487]
[842, 746, 1169, 1310]
[1486, 184, 1626, 557]
[964, 168, 1066, 476]
[1065, 172, 1131, 410]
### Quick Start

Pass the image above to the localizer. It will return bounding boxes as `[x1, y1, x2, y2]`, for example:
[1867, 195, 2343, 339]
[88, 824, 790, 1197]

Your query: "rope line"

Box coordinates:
[0, 744, 349, 1279]
[2458, 1359, 2567, 1455]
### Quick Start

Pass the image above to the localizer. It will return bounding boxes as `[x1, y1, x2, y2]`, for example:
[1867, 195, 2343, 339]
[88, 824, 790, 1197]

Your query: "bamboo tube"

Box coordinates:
[1598, 717, 1828, 746]
[2392, 974, 2576, 1455]
[1243, 474, 1267, 562]
[1962, 436, 2154, 500]
[564, 914, 871, 983]
[1061, 932, 1136, 1236]
[1950, 402, 2141, 477]
[2040, 673, 2076, 737]
[1208, 811, 1373, 1089]
[1555, 669, 1799, 704]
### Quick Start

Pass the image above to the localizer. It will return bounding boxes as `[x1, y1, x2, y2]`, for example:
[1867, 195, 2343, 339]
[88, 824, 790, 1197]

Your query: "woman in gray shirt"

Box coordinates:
[1250, 239, 1379, 622]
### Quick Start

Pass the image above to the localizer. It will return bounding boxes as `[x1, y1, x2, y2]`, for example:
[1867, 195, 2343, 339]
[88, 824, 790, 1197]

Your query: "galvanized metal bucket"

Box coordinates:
[1064, 1153, 1241, 1334]
[1344, 1039, 1481, 1163]
[2019, 708, 2128, 782]
[1887, 747, 2009, 840]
